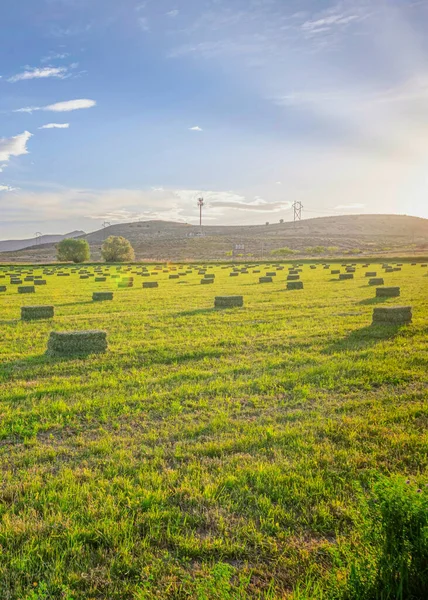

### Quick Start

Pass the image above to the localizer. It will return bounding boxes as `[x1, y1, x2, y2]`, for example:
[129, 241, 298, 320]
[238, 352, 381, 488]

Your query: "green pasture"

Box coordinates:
[0, 261, 427, 599]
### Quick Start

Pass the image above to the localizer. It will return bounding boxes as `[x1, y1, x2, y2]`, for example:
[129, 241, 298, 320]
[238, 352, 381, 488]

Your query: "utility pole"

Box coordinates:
[292, 201, 303, 223]
[197, 197, 204, 234]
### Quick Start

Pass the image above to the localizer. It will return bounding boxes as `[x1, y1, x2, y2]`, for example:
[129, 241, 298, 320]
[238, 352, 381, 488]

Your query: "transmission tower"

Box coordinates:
[197, 197, 204, 233]
[292, 201, 303, 223]
[102, 221, 111, 241]
[34, 232, 42, 245]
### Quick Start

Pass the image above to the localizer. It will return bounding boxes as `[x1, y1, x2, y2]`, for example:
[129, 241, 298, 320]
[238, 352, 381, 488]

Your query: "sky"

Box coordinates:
[1, 0, 428, 238]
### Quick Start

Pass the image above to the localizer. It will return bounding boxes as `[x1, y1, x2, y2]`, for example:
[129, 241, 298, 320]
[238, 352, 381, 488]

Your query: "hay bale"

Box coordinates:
[259, 276, 273, 283]
[34, 280, 47, 286]
[369, 278, 384, 286]
[10, 279, 23, 285]
[331, 270, 340, 275]
[18, 286, 35, 294]
[253, 270, 261, 273]
[201, 278, 214, 284]
[230, 272, 239, 277]
[169, 274, 179, 279]
[47, 330, 107, 356]
[92, 292, 113, 301]
[95, 277, 107, 282]
[372, 306, 412, 325]
[80, 275, 89, 280]
[24, 276, 34, 281]
[21, 305, 54, 321]
[0, 286, 6, 292]
[365, 272, 377, 277]
[287, 274, 300, 281]
[265, 272, 276, 277]
[204, 274, 215, 280]
[143, 281, 158, 288]
[339, 274, 354, 280]
[376, 287, 400, 298]
[287, 281, 304, 290]
[215, 295, 243, 308]
[118, 282, 133, 288]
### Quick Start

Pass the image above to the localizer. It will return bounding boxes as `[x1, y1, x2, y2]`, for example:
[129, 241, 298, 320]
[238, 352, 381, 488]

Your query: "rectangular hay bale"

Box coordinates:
[47, 330, 107, 356]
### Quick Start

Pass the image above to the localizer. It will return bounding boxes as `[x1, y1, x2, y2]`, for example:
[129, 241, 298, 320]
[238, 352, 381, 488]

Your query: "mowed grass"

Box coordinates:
[0, 262, 427, 599]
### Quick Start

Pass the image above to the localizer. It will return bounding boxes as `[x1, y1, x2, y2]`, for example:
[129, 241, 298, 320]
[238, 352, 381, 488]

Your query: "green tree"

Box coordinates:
[56, 238, 90, 263]
[101, 236, 135, 262]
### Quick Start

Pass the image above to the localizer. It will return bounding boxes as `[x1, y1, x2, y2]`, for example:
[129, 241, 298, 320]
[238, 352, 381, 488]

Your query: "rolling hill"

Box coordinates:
[0, 230, 84, 253]
[1, 215, 427, 262]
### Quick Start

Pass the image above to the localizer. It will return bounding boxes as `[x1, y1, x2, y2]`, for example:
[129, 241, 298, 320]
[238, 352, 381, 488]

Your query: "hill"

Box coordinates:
[0, 230, 84, 253]
[1, 215, 427, 262]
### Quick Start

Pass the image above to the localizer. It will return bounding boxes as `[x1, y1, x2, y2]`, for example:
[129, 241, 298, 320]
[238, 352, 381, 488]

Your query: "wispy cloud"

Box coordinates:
[8, 66, 69, 82]
[189, 126, 203, 131]
[166, 10, 179, 18]
[138, 17, 149, 32]
[14, 99, 96, 114]
[0, 185, 16, 192]
[301, 14, 360, 35]
[38, 123, 70, 129]
[41, 52, 71, 63]
[0, 131, 32, 164]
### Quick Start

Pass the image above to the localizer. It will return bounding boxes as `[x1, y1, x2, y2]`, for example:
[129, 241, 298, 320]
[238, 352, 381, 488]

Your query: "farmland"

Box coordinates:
[0, 261, 427, 599]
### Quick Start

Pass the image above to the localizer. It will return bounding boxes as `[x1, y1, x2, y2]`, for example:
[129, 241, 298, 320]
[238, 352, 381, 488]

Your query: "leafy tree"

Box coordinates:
[56, 238, 90, 263]
[101, 236, 135, 262]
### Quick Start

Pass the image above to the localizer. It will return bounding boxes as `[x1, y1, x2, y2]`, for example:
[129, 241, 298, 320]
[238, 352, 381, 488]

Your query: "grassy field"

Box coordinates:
[0, 262, 427, 599]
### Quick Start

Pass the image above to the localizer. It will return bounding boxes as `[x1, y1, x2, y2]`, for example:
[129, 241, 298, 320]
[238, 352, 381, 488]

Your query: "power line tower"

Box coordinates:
[197, 197, 204, 234]
[102, 221, 111, 241]
[292, 201, 303, 223]
[34, 232, 42, 245]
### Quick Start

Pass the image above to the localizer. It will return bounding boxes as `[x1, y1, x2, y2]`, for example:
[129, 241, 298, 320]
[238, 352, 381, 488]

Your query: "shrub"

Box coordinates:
[56, 239, 90, 263]
[270, 247, 297, 256]
[101, 236, 135, 263]
[347, 476, 428, 599]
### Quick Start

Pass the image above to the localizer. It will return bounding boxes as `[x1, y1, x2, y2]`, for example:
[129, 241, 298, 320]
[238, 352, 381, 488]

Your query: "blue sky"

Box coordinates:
[1, 0, 428, 238]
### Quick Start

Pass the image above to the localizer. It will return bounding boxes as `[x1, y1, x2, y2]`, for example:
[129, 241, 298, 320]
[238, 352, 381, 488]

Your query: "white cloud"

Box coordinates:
[0, 185, 16, 192]
[167, 10, 179, 18]
[8, 66, 68, 83]
[14, 99, 96, 113]
[39, 123, 70, 129]
[0, 131, 32, 164]
[334, 203, 366, 210]
[189, 126, 203, 131]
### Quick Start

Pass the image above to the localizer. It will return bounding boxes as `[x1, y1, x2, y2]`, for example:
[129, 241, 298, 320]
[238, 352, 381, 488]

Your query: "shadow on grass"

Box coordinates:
[174, 307, 215, 317]
[0, 352, 94, 377]
[324, 323, 404, 353]
[357, 297, 386, 306]
[56, 300, 94, 308]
